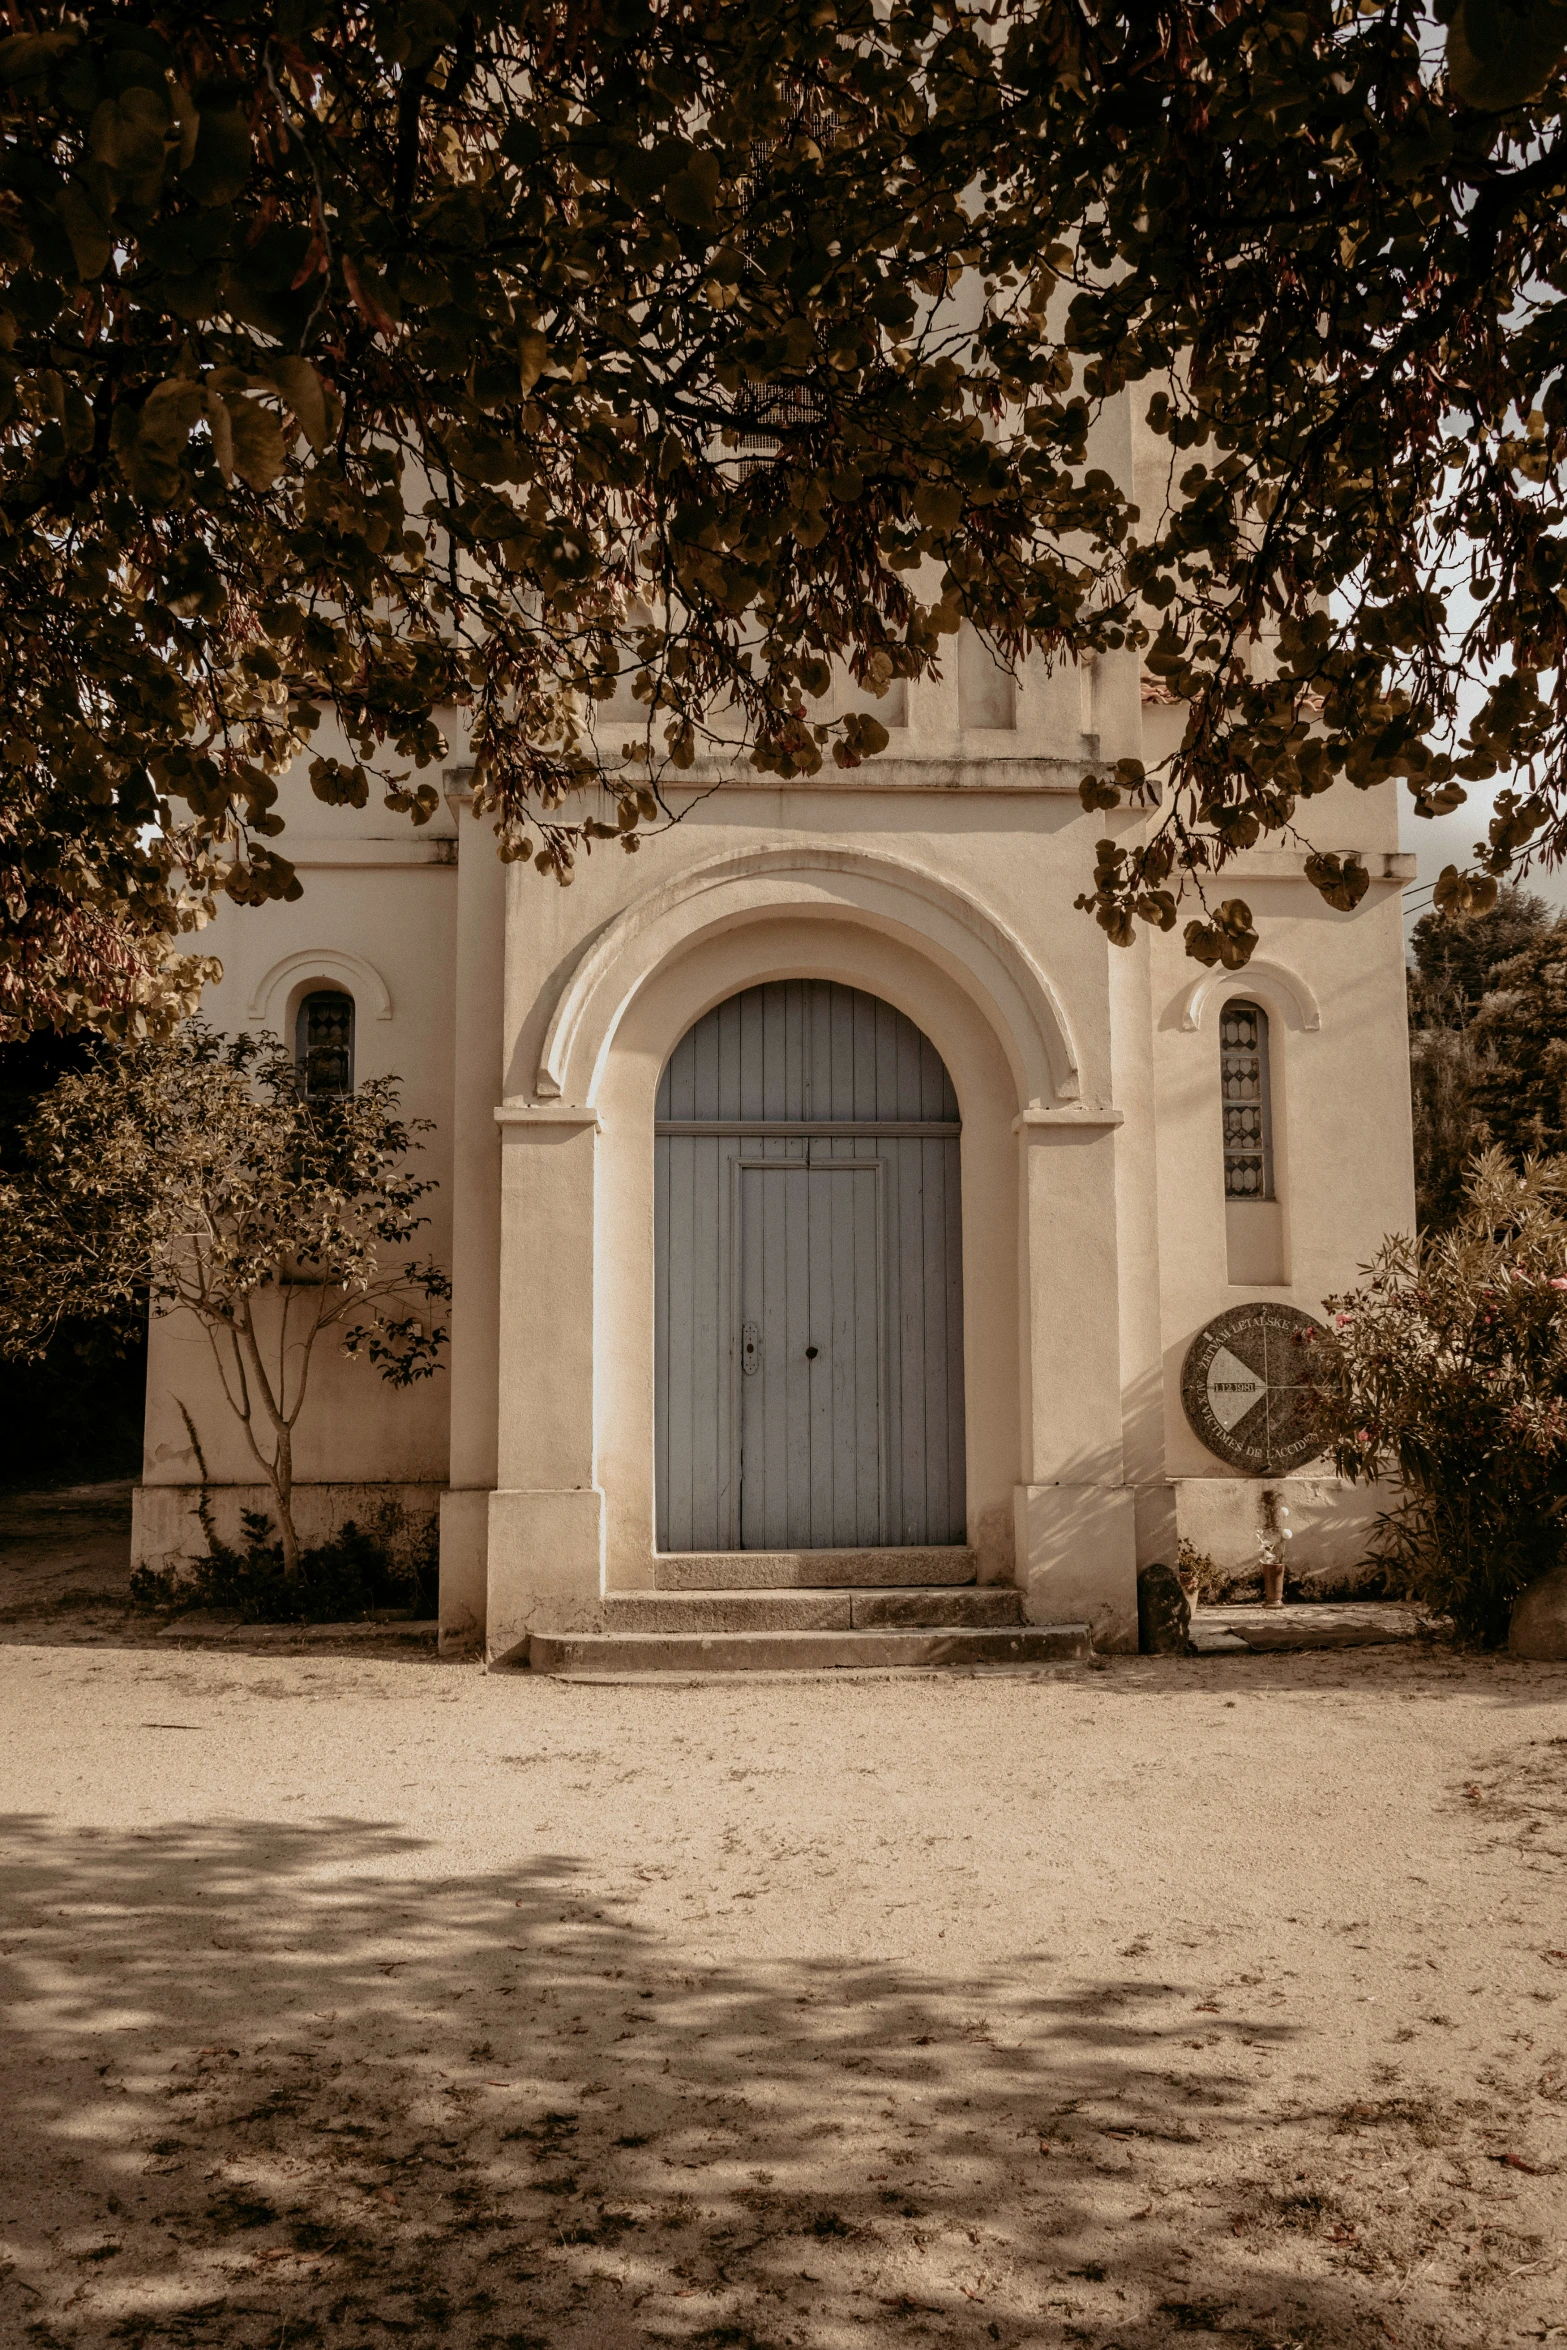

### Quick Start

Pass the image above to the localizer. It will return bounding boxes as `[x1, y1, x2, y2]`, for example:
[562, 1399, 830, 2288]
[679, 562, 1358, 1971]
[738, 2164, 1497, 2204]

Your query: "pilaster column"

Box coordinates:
[437, 783, 505, 1652]
[485, 1104, 605, 1664]
[1013, 1107, 1139, 1651]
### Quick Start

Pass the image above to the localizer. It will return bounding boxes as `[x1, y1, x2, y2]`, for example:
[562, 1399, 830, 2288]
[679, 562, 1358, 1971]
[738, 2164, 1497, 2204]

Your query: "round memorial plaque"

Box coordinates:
[1181, 1301, 1329, 1475]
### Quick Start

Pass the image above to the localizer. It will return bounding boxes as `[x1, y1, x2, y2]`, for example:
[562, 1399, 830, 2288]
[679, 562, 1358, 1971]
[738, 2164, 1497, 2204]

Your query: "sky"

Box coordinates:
[1383, 569, 1567, 937]
[1399, 778, 1567, 935]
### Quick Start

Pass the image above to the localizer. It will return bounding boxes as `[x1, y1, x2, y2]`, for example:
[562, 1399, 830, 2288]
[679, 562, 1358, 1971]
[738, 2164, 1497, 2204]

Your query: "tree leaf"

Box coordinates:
[56, 180, 111, 280]
[204, 388, 234, 485]
[1448, 0, 1567, 109]
[225, 397, 286, 492]
[0, 30, 77, 92]
[135, 377, 206, 461]
[269, 357, 327, 453]
[517, 331, 548, 395]
[663, 150, 721, 226]
[182, 100, 251, 204]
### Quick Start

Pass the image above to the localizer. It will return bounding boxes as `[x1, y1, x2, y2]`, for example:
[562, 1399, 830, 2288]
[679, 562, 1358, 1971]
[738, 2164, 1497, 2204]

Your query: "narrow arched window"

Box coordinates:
[1220, 999, 1273, 1199]
[296, 990, 354, 1098]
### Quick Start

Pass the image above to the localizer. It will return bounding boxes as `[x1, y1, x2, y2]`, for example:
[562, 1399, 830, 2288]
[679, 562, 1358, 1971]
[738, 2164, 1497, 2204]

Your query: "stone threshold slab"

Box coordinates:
[1192, 1603, 1425, 1654]
[654, 1547, 978, 1590]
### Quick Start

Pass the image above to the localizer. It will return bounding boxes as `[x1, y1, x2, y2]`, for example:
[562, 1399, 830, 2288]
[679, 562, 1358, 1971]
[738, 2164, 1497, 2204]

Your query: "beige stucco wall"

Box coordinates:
[134, 390, 1419, 1657]
[1149, 858, 1414, 1482]
[137, 773, 461, 1511]
[462, 736, 1414, 1660]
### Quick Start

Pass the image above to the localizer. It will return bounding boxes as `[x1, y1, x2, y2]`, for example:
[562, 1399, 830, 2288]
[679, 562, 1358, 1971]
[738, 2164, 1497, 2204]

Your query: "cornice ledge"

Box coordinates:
[1013, 1106, 1124, 1131]
[495, 1103, 602, 1130]
[1220, 848, 1417, 884]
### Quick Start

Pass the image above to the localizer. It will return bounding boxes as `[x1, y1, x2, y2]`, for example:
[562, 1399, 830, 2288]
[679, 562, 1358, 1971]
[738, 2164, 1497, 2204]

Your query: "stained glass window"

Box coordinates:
[296, 990, 354, 1098]
[1220, 999, 1273, 1200]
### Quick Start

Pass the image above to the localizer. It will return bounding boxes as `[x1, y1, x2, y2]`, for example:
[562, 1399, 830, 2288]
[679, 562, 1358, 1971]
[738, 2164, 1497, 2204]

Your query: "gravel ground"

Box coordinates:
[1, 1491, 1565, 2350]
[0, 1481, 142, 1636]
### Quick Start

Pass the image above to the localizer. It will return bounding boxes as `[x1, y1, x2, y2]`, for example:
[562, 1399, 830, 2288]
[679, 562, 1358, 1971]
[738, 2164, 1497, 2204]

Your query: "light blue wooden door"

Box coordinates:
[737, 1159, 884, 1548]
[655, 980, 966, 1552]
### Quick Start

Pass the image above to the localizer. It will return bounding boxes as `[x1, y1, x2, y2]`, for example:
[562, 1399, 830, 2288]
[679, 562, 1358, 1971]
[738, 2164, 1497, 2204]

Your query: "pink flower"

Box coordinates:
[1550, 1279, 1567, 1290]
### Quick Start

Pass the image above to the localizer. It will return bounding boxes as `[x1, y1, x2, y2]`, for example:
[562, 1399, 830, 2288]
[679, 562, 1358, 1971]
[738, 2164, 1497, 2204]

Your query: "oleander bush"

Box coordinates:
[1313, 1150, 1567, 1646]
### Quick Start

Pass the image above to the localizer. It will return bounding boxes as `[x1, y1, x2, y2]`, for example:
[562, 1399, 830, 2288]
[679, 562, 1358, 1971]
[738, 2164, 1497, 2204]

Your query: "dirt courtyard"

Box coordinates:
[1, 1582, 1565, 2350]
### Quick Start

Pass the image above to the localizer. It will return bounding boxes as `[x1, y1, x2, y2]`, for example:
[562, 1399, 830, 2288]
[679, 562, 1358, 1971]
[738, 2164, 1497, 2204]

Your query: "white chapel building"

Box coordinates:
[132, 400, 1416, 1664]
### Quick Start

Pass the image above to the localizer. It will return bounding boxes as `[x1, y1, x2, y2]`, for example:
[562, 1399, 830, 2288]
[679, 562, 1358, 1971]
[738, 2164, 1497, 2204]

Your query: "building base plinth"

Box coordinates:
[132, 1482, 443, 1575]
[1173, 1474, 1397, 1587]
[1013, 1483, 1139, 1653]
[438, 1488, 489, 1653]
[485, 1487, 605, 1667]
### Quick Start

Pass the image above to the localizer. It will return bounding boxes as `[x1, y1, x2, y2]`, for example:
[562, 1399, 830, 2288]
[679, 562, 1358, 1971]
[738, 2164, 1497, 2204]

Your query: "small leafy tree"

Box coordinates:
[1313, 1151, 1567, 1646]
[0, 1022, 449, 1574]
[1405, 890, 1567, 1230]
[1468, 931, 1567, 1168]
[1406, 887, 1555, 1231]
[1409, 887, 1555, 1024]
[1407, 1016, 1489, 1238]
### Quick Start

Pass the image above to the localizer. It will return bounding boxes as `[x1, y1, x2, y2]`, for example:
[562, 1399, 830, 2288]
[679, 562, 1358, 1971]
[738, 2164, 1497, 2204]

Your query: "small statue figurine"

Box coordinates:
[1258, 1488, 1293, 1606]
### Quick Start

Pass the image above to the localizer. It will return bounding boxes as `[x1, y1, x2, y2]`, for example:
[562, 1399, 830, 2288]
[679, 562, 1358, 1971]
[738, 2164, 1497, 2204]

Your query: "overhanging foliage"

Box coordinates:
[4, 1, 1567, 1030]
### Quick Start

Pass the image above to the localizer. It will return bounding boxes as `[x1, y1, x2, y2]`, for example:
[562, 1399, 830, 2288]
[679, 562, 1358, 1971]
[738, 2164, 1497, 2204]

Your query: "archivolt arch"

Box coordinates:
[534, 844, 1083, 1111]
[245, 948, 393, 1030]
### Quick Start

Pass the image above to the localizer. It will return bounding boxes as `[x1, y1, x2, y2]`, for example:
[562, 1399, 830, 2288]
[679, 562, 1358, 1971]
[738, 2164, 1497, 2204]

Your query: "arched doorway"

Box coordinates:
[655, 979, 966, 1552]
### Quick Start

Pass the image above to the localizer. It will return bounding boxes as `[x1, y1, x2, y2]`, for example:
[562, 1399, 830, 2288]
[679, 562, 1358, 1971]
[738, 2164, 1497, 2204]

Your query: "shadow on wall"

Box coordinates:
[1172, 1473, 1399, 1587]
[0, 1808, 1525, 2350]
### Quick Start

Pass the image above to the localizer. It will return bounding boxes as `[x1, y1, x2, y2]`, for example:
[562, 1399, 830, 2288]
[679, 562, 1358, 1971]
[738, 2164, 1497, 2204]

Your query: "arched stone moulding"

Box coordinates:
[533, 843, 1085, 1113]
[1172, 957, 1322, 1036]
[245, 948, 394, 1031]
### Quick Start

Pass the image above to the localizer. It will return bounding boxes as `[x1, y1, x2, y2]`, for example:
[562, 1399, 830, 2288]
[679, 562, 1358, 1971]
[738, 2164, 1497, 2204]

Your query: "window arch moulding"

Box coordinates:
[1171, 957, 1321, 1037]
[246, 948, 394, 1032]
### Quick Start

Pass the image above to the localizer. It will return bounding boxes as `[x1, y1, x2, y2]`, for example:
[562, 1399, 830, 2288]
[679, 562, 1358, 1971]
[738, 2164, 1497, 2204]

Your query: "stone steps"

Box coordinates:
[524, 1550, 1081, 1676]
[653, 1546, 978, 1590]
[527, 1623, 1091, 1676]
[602, 1586, 1023, 1636]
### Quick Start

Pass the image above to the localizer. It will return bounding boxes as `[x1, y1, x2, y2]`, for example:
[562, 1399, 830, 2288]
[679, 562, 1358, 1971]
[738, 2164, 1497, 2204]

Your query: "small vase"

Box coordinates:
[1261, 1558, 1286, 1608]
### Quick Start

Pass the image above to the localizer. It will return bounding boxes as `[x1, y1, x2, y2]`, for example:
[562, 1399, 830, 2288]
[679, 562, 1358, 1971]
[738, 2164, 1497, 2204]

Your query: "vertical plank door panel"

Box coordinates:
[656, 980, 966, 1552]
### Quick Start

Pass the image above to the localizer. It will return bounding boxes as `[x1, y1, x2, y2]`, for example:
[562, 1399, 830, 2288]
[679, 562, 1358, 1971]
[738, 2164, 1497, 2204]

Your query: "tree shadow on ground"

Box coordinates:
[2, 1813, 1556, 2350]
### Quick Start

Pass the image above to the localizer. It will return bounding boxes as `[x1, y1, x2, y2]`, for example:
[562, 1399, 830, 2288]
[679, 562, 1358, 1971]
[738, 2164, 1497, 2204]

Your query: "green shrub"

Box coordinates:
[1177, 1536, 1229, 1602]
[1313, 1149, 1567, 1647]
[131, 1501, 437, 1625]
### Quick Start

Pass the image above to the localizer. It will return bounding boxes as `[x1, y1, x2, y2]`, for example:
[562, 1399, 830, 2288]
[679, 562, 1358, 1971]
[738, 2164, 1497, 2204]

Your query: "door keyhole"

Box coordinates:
[741, 1322, 760, 1375]
[805, 1345, 819, 1360]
